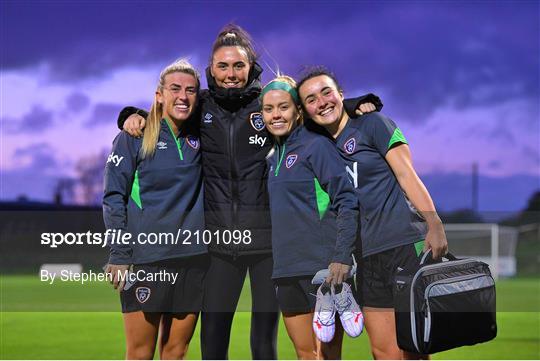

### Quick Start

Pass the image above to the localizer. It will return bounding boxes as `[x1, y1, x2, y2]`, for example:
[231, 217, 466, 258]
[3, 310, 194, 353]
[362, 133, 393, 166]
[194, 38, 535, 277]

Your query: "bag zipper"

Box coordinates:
[409, 258, 473, 352]
[422, 273, 494, 343]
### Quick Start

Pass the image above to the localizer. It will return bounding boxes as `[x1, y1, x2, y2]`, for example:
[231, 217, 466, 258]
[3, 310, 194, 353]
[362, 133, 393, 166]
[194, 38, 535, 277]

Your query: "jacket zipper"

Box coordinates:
[164, 119, 184, 160]
[274, 144, 286, 176]
[229, 112, 239, 257]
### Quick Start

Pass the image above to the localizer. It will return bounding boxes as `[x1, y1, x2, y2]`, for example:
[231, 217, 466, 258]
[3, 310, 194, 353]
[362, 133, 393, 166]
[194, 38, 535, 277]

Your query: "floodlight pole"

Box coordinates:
[472, 163, 478, 212]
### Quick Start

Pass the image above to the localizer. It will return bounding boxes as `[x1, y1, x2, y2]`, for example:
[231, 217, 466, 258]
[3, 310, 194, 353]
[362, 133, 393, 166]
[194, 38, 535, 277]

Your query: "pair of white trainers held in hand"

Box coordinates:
[313, 282, 364, 343]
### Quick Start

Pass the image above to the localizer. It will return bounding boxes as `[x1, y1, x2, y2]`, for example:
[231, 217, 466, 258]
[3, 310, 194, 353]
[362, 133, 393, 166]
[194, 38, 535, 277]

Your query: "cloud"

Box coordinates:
[486, 120, 516, 144]
[0, 64, 161, 175]
[1, 1, 537, 205]
[487, 160, 501, 170]
[2, 106, 54, 133]
[0, 143, 65, 200]
[3, 2, 537, 113]
[522, 145, 540, 165]
[420, 172, 539, 212]
[1, 2, 217, 80]
[65, 92, 90, 112]
[404, 98, 539, 177]
[13, 142, 59, 170]
[84, 103, 124, 128]
[2, 2, 537, 128]
[1, 168, 59, 201]
[257, 3, 539, 123]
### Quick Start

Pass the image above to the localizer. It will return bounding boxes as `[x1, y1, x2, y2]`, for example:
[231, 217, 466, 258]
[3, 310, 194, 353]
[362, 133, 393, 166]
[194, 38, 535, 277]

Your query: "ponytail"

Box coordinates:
[210, 23, 258, 65]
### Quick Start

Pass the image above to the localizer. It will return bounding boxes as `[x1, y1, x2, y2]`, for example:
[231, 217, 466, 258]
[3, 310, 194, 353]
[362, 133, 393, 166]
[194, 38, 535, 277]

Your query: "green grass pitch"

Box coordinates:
[1, 276, 539, 359]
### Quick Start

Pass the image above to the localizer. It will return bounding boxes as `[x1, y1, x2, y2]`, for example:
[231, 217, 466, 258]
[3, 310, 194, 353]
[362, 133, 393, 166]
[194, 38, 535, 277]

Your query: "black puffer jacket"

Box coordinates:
[199, 63, 273, 255]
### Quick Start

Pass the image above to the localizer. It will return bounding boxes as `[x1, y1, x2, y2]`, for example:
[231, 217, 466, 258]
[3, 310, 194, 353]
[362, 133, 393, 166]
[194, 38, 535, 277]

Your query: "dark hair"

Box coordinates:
[296, 66, 343, 97]
[210, 23, 258, 65]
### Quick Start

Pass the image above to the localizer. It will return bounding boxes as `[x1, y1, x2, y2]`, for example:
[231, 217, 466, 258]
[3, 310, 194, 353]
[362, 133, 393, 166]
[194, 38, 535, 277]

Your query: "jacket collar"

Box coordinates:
[160, 118, 191, 138]
[205, 62, 263, 110]
[276, 124, 303, 147]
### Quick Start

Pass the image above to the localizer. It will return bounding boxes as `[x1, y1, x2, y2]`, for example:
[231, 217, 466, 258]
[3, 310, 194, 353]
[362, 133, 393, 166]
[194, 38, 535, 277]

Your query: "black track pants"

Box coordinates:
[201, 253, 279, 359]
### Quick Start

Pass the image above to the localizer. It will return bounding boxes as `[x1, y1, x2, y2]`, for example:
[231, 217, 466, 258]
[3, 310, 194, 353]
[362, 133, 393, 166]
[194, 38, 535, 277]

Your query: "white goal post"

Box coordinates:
[444, 223, 519, 280]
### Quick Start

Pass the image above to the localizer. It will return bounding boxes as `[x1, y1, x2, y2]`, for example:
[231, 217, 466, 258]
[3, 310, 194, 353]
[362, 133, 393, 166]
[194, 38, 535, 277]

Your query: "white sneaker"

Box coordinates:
[333, 283, 364, 338]
[313, 282, 336, 342]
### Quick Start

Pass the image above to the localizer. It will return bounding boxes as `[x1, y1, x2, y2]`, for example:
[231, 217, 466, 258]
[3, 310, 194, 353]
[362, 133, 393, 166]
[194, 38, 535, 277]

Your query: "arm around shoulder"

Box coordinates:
[343, 93, 384, 117]
[117, 106, 148, 129]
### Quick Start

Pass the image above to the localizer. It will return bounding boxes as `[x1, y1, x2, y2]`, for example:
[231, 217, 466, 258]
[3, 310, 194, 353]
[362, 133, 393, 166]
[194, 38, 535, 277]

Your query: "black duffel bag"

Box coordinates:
[394, 251, 497, 354]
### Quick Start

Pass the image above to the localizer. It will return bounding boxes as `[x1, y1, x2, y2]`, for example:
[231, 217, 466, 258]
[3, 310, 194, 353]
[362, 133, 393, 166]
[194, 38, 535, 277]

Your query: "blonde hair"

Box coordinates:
[263, 75, 303, 125]
[141, 58, 200, 159]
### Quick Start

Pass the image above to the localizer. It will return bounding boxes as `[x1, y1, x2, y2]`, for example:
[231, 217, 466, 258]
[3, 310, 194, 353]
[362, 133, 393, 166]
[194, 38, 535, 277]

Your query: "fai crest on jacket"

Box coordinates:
[136, 287, 151, 303]
[286, 154, 298, 168]
[249, 112, 265, 131]
[186, 136, 200, 150]
[344, 137, 356, 154]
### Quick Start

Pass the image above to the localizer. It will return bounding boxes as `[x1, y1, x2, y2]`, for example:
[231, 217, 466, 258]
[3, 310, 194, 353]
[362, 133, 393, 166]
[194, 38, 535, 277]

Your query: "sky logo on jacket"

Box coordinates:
[107, 152, 124, 167]
[250, 112, 265, 131]
[286, 154, 298, 168]
[344, 137, 356, 154]
[249, 134, 267, 147]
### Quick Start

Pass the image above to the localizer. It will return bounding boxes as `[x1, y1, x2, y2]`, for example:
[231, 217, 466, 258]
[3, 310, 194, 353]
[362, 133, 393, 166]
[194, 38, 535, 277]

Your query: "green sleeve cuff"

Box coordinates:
[388, 127, 408, 150]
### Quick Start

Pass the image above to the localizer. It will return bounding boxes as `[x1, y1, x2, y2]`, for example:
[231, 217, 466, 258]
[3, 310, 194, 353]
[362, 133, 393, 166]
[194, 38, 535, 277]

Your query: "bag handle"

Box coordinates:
[420, 249, 457, 265]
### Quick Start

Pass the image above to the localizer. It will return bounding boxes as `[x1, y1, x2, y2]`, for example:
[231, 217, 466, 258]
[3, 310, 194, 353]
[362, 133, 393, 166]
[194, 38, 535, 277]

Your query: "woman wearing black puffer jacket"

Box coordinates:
[117, 24, 381, 359]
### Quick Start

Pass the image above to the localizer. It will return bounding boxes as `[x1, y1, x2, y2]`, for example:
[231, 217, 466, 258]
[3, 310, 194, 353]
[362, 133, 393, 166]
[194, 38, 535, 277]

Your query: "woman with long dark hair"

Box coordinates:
[297, 68, 448, 360]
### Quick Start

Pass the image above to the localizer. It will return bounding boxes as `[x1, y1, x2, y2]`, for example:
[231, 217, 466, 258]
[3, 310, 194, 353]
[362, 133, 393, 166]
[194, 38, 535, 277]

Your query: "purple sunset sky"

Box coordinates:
[1, 1, 539, 212]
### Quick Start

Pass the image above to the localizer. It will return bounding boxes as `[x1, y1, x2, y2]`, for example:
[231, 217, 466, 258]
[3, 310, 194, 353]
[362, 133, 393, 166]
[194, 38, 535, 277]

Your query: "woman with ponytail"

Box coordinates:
[103, 59, 208, 359]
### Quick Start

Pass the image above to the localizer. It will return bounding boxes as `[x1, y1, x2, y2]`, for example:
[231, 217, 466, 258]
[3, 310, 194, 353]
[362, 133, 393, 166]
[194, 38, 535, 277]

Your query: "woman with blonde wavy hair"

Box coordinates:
[103, 58, 208, 359]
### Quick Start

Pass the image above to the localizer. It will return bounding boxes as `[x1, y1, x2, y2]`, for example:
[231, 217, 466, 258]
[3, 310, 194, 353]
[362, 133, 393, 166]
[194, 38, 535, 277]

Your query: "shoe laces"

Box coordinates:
[333, 284, 355, 314]
[316, 283, 335, 323]
[317, 310, 335, 326]
[334, 294, 353, 313]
